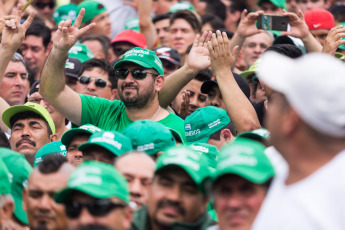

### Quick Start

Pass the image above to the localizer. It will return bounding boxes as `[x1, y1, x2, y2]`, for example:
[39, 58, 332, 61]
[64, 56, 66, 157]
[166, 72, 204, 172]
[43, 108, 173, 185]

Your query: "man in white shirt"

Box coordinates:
[252, 51, 345, 230]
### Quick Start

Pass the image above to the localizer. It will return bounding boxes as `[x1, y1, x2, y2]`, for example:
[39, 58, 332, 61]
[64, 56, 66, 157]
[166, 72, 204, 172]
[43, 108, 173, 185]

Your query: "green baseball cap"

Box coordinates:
[2, 102, 56, 134]
[68, 43, 94, 63]
[0, 148, 32, 225]
[185, 106, 230, 144]
[213, 138, 275, 184]
[78, 131, 133, 156]
[61, 124, 103, 148]
[55, 161, 129, 203]
[258, 0, 287, 10]
[237, 128, 270, 143]
[77, 0, 107, 24]
[125, 17, 140, 32]
[169, 2, 196, 13]
[189, 143, 219, 171]
[168, 127, 184, 144]
[156, 145, 211, 192]
[113, 47, 164, 75]
[34, 141, 67, 167]
[240, 60, 260, 81]
[53, 3, 78, 25]
[0, 158, 11, 195]
[122, 120, 176, 156]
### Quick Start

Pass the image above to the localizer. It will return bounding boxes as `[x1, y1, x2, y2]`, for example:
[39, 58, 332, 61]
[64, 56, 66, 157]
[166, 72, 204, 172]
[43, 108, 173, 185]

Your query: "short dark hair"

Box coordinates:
[328, 3, 345, 24]
[170, 10, 201, 33]
[201, 14, 225, 31]
[80, 35, 111, 60]
[203, 0, 227, 21]
[229, 0, 250, 13]
[9, 111, 52, 136]
[25, 21, 51, 49]
[265, 43, 303, 59]
[195, 69, 213, 82]
[0, 128, 10, 148]
[153, 13, 171, 24]
[82, 58, 117, 89]
[209, 122, 237, 140]
[38, 153, 67, 174]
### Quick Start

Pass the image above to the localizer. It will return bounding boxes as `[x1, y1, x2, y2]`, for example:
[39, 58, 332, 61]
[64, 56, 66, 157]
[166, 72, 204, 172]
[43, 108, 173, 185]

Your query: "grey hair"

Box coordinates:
[0, 194, 14, 207]
[11, 52, 26, 65]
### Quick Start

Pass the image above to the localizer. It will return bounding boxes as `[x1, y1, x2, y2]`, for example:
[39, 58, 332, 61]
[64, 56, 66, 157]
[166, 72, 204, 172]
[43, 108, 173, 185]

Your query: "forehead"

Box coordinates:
[70, 134, 90, 145]
[5, 61, 27, 73]
[183, 79, 204, 93]
[155, 166, 196, 185]
[245, 33, 273, 45]
[116, 154, 155, 177]
[91, 12, 109, 22]
[154, 18, 170, 27]
[171, 18, 193, 30]
[29, 167, 70, 191]
[22, 35, 45, 47]
[13, 117, 46, 126]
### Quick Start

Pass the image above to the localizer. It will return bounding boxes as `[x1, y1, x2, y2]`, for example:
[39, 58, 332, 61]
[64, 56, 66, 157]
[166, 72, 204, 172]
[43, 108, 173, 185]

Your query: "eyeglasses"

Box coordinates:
[65, 199, 126, 219]
[78, 76, 110, 88]
[115, 69, 159, 80]
[34, 2, 56, 9]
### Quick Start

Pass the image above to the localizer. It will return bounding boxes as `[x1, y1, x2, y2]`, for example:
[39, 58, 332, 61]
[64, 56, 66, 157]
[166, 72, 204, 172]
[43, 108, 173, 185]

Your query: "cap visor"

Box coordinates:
[13, 195, 28, 225]
[114, 59, 163, 75]
[240, 70, 255, 80]
[78, 142, 120, 156]
[186, 136, 210, 144]
[213, 166, 273, 184]
[201, 81, 218, 94]
[168, 128, 184, 144]
[61, 129, 93, 147]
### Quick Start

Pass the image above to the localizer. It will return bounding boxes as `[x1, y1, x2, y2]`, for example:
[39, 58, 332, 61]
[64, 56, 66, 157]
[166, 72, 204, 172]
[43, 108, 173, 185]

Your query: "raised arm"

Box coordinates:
[138, 0, 157, 50]
[159, 31, 212, 108]
[39, 9, 95, 126]
[0, 5, 34, 132]
[208, 31, 261, 133]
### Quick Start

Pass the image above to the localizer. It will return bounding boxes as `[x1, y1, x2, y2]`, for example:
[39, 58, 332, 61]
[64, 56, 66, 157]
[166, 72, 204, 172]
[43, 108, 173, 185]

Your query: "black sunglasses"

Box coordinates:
[65, 199, 126, 219]
[115, 69, 159, 80]
[78, 76, 110, 88]
[34, 2, 56, 9]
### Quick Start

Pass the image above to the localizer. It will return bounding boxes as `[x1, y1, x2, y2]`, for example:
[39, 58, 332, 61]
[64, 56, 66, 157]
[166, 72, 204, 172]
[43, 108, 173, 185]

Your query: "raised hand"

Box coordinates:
[53, 8, 95, 52]
[186, 31, 212, 72]
[281, 10, 309, 39]
[178, 90, 190, 118]
[207, 30, 238, 74]
[322, 25, 345, 56]
[1, 4, 34, 51]
[236, 9, 264, 38]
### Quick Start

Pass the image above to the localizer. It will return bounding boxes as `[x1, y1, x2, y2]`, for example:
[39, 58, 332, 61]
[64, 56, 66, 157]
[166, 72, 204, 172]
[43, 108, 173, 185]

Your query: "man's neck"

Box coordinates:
[125, 101, 168, 121]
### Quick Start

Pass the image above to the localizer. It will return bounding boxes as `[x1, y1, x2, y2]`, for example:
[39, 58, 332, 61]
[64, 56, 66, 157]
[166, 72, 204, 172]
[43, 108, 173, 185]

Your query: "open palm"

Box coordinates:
[186, 31, 212, 71]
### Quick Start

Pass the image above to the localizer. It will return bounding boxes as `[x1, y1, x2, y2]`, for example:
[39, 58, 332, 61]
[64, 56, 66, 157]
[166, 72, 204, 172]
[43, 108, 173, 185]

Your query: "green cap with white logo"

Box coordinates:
[61, 124, 103, 148]
[77, 0, 107, 24]
[0, 148, 32, 225]
[113, 47, 164, 75]
[0, 158, 11, 195]
[169, 2, 196, 13]
[55, 161, 129, 203]
[122, 120, 176, 156]
[68, 43, 94, 63]
[78, 131, 133, 156]
[213, 138, 275, 184]
[237, 128, 270, 142]
[185, 106, 230, 144]
[34, 141, 67, 167]
[156, 145, 211, 192]
[53, 3, 78, 25]
[189, 143, 219, 171]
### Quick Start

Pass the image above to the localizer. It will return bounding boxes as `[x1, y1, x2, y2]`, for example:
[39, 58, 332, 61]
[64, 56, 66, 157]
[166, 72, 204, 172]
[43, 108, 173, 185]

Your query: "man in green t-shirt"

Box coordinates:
[39, 10, 186, 141]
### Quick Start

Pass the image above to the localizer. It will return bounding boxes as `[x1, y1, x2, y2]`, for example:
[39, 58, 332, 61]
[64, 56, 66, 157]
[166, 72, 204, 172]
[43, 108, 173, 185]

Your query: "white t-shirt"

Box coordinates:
[252, 150, 345, 230]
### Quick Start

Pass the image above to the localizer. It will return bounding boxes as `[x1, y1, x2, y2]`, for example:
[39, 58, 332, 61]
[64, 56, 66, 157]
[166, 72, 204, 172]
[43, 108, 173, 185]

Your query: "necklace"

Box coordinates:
[152, 106, 161, 120]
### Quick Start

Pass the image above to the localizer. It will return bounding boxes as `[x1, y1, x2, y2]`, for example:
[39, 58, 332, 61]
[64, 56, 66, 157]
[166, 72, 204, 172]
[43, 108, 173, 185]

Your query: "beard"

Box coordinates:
[118, 81, 156, 109]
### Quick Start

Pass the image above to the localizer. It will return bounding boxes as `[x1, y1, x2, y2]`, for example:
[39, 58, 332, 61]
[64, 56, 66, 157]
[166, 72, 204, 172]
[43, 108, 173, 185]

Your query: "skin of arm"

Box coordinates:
[159, 31, 212, 108]
[208, 31, 261, 133]
[138, 0, 157, 50]
[39, 9, 95, 126]
[0, 5, 34, 132]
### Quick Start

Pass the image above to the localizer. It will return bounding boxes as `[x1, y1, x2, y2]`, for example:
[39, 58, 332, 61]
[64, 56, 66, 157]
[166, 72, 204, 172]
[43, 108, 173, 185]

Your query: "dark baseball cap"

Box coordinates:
[153, 46, 181, 65]
[65, 57, 82, 79]
[201, 73, 250, 99]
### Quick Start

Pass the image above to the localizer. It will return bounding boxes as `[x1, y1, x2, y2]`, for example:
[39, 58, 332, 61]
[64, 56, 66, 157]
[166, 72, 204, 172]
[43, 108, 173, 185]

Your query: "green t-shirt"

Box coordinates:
[80, 95, 186, 141]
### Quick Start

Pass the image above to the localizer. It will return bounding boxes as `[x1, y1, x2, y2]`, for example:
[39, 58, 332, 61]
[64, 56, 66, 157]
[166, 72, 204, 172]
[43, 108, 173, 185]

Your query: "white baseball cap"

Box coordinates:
[257, 51, 345, 137]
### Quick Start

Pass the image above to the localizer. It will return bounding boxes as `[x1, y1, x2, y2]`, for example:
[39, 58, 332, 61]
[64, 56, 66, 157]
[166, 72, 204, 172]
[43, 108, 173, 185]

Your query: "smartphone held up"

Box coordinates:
[257, 15, 288, 31]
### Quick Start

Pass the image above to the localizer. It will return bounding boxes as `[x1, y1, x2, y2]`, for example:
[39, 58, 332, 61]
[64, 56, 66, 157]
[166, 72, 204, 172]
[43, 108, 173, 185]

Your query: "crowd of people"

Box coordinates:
[0, 0, 345, 229]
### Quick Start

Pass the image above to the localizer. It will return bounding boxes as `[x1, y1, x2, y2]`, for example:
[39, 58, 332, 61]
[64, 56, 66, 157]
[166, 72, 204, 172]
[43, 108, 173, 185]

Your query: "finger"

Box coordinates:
[73, 8, 85, 29]
[222, 31, 230, 54]
[10, 19, 16, 29]
[240, 9, 247, 21]
[212, 32, 220, 56]
[22, 11, 35, 30]
[203, 31, 212, 47]
[232, 46, 240, 58]
[192, 33, 201, 48]
[198, 31, 208, 47]
[207, 41, 215, 59]
[16, 3, 22, 21]
[2, 15, 16, 20]
[78, 22, 96, 38]
[5, 20, 11, 27]
[216, 30, 224, 52]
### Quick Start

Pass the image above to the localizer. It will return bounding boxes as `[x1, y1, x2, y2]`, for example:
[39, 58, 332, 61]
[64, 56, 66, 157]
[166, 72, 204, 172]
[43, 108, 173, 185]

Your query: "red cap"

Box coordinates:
[110, 30, 147, 48]
[304, 8, 334, 30]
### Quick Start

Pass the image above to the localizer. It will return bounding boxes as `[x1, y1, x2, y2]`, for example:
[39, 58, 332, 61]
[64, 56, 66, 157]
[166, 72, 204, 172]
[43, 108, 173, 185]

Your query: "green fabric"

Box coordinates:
[55, 161, 129, 203]
[0, 148, 32, 225]
[125, 17, 140, 32]
[68, 43, 94, 63]
[258, 0, 287, 10]
[169, 2, 196, 13]
[77, 0, 107, 24]
[185, 106, 230, 144]
[336, 23, 345, 50]
[123, 120, 175, 156]
[237, 128, 270, 142]
[2, 102, 56, 134]
[80, 95, 186, 142]
[0, 158, 11, 195]
[53, 3, 78, 25]
[240, 60, 260, 80]
[130, 205, 215, 230]
[61, 124, 102, 148]
[34, 141, 67, 167]
[78, 130, 133, 156]
[156, 145, 211, 192]
[214, 139, 275, 184]
[114, 47, 164, 75]
[189, 143, 219, 170]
